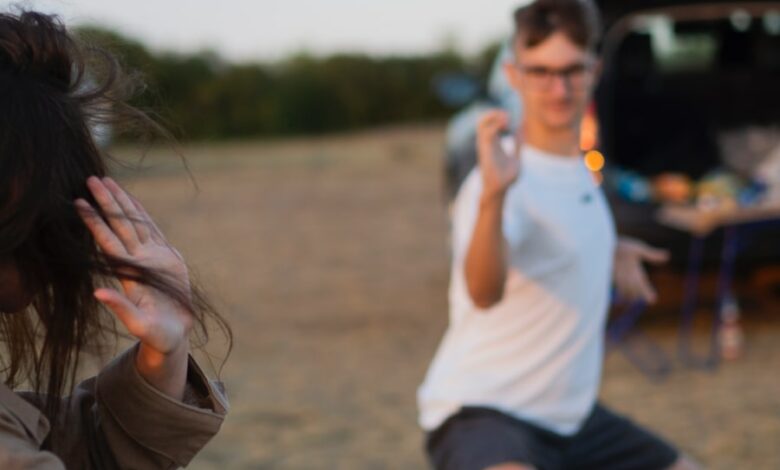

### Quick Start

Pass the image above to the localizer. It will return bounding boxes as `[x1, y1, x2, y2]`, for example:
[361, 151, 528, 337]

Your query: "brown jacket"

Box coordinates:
[0, 343, 228, 469]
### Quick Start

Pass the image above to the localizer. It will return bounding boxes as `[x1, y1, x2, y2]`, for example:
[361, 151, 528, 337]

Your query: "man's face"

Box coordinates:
[0, 259, 30, 313]
[505, 31, 599, 131]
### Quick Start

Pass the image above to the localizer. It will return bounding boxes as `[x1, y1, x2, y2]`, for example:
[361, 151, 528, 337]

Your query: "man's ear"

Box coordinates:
[503, 61, 523, 91]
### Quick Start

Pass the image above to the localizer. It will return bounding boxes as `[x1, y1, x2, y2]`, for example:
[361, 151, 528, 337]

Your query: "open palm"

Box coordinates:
[76, 177, 193, 356]
[613, 237, 669, 304]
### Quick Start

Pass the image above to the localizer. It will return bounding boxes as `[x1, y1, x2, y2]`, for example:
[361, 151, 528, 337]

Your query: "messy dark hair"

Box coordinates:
[0, 10, 232, 423]
[513, 0, 602, 51]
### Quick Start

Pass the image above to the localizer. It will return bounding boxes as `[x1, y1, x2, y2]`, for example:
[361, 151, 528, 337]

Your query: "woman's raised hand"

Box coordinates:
[76, 176, 192, 398]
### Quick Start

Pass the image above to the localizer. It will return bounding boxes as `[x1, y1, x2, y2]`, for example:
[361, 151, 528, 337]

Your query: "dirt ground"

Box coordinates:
[114, 126, 780, 469]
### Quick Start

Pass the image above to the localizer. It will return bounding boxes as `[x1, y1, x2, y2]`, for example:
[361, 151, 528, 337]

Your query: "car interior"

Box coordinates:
[597, 13, 780, 178]
[597, 8, 780, 266]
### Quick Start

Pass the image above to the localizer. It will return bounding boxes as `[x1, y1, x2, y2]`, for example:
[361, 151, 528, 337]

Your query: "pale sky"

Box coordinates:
[3, 0, 531, 62]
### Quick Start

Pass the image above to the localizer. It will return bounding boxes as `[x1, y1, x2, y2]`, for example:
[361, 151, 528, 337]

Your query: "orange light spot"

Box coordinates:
[584, 150, 605, 172]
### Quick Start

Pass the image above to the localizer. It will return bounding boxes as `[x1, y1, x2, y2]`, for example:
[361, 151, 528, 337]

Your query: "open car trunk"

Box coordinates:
[594, 1, 780, 266]
[596, 1, 780, 177]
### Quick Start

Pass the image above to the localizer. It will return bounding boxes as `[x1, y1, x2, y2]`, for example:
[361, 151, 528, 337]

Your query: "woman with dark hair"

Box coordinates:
[0, 9, 231, 469]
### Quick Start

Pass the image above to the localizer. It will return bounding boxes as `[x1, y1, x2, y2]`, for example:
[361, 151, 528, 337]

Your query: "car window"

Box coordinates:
[628, 9, 780, 74]
[631, 14, 718, 73]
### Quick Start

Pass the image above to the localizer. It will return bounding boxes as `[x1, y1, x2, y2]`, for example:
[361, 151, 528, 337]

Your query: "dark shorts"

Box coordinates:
[426, 404, 679, 470]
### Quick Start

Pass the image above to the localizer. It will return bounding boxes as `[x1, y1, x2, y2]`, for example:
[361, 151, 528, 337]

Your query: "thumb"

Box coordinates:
[95, 288, 147, 338]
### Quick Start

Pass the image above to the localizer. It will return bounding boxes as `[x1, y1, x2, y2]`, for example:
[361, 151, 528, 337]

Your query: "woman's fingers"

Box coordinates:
[75, 199, 128, 257]
[129, 195, 168, 244]
[103, 177, 151, 243]
[94, 288, 147, 339]
[86, 176, 141, 252]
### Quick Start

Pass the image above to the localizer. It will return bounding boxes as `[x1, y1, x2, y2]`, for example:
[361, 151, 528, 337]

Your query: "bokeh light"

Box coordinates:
[584, 150, 605, 172]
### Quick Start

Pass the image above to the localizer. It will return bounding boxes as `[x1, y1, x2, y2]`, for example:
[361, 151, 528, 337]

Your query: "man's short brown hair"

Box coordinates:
[513, 0, 602, 51]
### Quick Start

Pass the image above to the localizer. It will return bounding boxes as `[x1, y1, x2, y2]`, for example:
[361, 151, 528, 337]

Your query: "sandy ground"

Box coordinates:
[113, 126, 780, 469]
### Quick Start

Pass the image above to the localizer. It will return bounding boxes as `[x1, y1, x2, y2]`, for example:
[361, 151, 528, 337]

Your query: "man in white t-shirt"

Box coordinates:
[418, 1, 700, 469]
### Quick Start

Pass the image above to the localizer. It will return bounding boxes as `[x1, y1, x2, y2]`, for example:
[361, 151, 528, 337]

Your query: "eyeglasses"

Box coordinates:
[514, 62, 594, 91]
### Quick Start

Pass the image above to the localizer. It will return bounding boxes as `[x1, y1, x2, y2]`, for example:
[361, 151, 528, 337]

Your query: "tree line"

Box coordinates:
[76, 26, 501, 141]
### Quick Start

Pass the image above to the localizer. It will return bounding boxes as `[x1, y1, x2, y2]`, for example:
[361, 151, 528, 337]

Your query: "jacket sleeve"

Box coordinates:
[0, 419, 64, 470]
[47, 343, 229, 469]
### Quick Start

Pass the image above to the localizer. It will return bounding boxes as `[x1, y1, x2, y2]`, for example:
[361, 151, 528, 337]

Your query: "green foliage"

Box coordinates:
[74, 25, 491, 141]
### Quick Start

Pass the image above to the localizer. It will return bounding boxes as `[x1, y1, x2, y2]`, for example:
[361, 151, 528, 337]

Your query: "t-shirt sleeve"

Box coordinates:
[451, 168, 527, 267]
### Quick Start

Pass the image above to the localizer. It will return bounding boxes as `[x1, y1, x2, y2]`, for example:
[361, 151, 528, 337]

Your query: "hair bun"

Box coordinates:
[0, 11, 73, 91]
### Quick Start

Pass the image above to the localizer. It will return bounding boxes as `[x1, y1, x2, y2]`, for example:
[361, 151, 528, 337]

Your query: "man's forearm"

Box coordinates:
[464, 193, 508, 309]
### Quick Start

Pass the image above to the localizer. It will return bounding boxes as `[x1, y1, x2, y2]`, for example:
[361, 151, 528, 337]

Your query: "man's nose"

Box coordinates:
[549, 73, 571, 97]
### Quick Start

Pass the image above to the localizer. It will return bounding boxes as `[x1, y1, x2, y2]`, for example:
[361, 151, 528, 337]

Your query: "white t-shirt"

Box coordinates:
[417, 140, 616, 436]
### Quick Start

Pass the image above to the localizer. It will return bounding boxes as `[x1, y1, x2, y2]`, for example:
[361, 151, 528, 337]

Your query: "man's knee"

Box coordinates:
[484, 463, 537, 470]
[666, 455, 702, 470]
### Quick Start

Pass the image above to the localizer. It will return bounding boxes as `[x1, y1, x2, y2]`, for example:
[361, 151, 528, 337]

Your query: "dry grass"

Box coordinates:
[111, 126, 780, 469]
